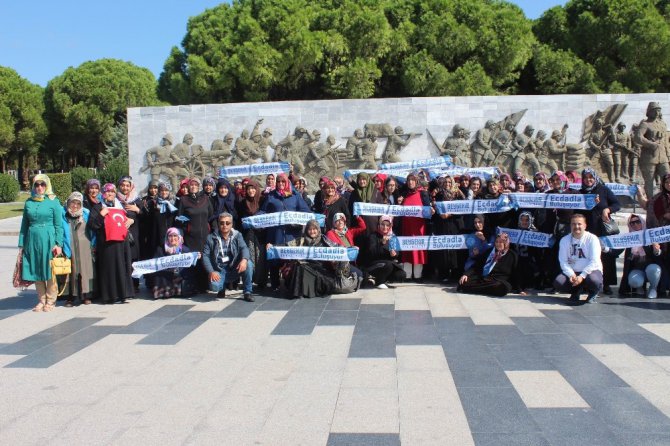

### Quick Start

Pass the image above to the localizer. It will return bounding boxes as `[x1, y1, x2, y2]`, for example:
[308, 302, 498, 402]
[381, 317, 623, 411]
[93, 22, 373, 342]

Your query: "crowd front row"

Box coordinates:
[17, 169, 667, 312]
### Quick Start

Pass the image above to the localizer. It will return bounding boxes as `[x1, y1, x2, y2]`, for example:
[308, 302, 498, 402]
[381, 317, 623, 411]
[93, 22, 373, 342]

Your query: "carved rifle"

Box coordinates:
[307, 145, 343, 169]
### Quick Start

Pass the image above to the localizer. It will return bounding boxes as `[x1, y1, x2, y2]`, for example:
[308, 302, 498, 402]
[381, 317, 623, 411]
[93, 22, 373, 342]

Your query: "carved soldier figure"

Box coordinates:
[276, 127, 308, 173]
[307, 134, 337, 176]
[248, 127, 264, 161]
[441, 124, 470, 167]
[587, 117, 615, 182]
[260, 128, 275, 162]
[209, 133, 234, 168]
[382, 126, 414, 164]
[173, 133, 193, 159]
[533, 130, 548, 173]
[358, 131, 379, 169]
[230, 129, 252, 165]
[636, 102, 670, 199]
[144, 134, 188, 192]
[346, 128, 365, 159]
[610, 122, 631, 182]
[519, 125, 540, 175]
[543, 127, 568, 173]
[628, 124, 641, 183]
[491, 121, 516, 168]
[471, 120, 496, 167]
[507, 124, 532, 174]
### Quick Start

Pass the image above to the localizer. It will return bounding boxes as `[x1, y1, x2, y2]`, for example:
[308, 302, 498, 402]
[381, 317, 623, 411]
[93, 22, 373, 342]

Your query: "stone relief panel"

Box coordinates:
[128, 94, 670, 193]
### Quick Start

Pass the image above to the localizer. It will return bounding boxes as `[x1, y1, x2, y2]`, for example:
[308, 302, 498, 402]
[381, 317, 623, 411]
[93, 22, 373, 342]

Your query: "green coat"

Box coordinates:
[18, 197, 64, 281]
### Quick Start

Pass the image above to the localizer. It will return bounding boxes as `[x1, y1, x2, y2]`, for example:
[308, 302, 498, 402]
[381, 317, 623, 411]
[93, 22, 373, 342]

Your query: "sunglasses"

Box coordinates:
[219, 221, 233, 226]
[34, 182, 47, 187]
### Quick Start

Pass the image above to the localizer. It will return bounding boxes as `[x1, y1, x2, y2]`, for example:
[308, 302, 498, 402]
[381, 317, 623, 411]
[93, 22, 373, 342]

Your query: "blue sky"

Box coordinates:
[1, 0, 565, 87]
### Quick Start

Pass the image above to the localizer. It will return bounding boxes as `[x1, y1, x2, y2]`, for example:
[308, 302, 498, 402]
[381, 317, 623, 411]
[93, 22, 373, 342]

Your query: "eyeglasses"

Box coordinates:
[219, 221, 233, 226]
[34, 182, 47, 187]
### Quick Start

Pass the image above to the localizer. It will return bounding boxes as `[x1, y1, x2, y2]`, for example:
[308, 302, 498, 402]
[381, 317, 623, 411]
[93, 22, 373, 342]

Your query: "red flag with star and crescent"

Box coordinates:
[104, 208, 129, 241]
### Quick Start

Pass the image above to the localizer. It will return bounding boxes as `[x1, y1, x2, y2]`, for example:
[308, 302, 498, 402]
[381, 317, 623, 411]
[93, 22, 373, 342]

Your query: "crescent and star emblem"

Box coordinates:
[111, 212, 125, 227]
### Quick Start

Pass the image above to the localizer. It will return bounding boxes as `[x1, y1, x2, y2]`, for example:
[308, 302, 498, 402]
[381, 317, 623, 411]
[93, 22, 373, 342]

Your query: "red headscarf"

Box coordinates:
[275, 173, 293, 197]
[373, 173, 387, 193]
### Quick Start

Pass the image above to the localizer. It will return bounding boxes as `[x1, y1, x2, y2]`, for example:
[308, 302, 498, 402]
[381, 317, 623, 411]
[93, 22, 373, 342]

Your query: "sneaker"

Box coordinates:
[569, 290, 580, 301]
[648, 289, 658, 299]
[243, 293, 255, 302]
[217, 290, 226, 299]
[386, 284, 397, 289]
[586, 294, 598, 304]
[376, 283, 389, 289]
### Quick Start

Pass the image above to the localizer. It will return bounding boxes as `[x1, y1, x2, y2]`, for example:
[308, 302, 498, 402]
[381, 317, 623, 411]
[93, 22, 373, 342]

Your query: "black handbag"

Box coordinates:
[601, 218, 620, 236]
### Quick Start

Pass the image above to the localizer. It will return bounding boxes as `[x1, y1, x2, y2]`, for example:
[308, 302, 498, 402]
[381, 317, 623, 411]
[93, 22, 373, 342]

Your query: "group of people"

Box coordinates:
[16, 165, 670, 312]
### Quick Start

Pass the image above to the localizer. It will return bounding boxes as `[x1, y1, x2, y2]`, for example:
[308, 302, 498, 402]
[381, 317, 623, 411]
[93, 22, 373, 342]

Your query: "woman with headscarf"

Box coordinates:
[174, 178, 190, 208]
[202, 176, 216, 197]
[19, 174, 64, 312]
[260, 172, 311, 290]
[325, 212, 366, 282]
[151, 182, 177, 252]
[618, 214, 663, 298]
[511, 211, 542, 295]
[117, 176, 142, 290]
[481, 178, 514, 242]
[282, 220, 338, 298]
[313, 177, 350, 231]
[236, 179, 268, 289]
[358, 215, 406, 289]
[177, 177, 214, 291]
[139, 181, 159, 261]
[382, 176, 400, 205]
[458, 232, 518, 297]
[580, 167, 621, 294]
[398, 173, 433, 281]
[86, 183, 134, 304]
[294, 176, 312, 208]
[499, 173, 516, 193]
[432, 175, 465, 282]
[61, 192, 95, 307]
[211, 177, 237, 224]
[458, 174, 471, 198]
[533, 172, 550, 193]
[372, 173, 387, 194]
[83, 179, 101, 210]
[464, 214, 494, 272]
[150, 227, 201, 299]
[348, 172, 384, 236]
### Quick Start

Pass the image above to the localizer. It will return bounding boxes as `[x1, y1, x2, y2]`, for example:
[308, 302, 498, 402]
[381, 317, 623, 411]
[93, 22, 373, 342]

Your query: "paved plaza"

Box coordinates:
[3, 216, 670, 445]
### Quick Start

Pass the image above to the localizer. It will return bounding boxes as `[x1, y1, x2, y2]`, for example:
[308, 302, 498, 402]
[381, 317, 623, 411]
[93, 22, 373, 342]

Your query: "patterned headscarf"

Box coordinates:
[66, 192, 84, 218]
[117, 176, 138, 204]
[483, 232, 510, 277]
[580, 167, 600, 193]
[628, 214, 647, 258]
[533, 172, 549, 192]
[551, 171, 569, 192]
[332, 212, 348, 236]
[302, 219, 323, 246]
[518, 211, 536, 231]
[275, 173, 293, 197]
[164, 227, 184, 255]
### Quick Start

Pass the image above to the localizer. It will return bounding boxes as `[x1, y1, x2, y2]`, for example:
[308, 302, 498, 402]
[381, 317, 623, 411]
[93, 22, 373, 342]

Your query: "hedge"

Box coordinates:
[71, 166, 94, 193]
[99, 158, 130, 186]
[49, 173, 72, 204]
[0, 174, 20, 203]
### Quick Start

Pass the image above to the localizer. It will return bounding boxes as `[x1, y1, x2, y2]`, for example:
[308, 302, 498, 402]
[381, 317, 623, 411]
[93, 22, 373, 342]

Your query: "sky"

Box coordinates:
[1, 0, 566, 88]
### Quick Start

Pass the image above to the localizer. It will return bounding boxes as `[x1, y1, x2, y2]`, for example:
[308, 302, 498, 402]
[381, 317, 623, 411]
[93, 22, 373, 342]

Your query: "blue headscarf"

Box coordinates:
[580, 167, 600, 193]
[214, 177, 236, 218]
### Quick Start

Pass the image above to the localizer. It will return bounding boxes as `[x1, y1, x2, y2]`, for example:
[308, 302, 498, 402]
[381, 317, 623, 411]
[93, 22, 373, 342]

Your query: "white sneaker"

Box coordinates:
[648, 289, 658, 299]
[376, 283, 388, 289]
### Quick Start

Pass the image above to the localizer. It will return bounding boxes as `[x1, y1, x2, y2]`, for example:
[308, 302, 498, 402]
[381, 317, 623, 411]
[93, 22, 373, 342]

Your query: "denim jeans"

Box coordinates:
[209, 260, 254, 294]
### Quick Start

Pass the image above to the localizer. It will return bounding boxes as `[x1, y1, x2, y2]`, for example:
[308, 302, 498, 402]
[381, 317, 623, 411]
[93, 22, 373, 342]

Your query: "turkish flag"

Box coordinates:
[104, 208, 129, 242]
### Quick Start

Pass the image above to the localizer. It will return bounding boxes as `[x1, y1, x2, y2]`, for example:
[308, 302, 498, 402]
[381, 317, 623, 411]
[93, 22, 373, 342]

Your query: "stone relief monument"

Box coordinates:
[129, 95, 670, 194]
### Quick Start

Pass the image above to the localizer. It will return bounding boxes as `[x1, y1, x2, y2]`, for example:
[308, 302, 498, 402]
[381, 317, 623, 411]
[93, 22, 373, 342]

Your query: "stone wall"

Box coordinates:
[128, 93, 670, 191]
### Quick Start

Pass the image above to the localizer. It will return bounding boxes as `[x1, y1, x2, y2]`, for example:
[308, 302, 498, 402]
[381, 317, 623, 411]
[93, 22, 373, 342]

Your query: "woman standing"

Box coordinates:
[177, 178, 213, 291]
[117, 176, 142, 290]
[400, 173, 432, 281]
[313, 178, 350, 231]
[580, 167, 621, 294]
[86, 183, 134, 304]
[61, 192, 94, 307]
[211, 177, 237, 223]
[83, 179, 101, 210]
[236, 179, 268, 289]
[139, 181, 159, 261]
[348, 172, 384, 235]
[432, 175, 465, 282]
[19, 174, 64, 312]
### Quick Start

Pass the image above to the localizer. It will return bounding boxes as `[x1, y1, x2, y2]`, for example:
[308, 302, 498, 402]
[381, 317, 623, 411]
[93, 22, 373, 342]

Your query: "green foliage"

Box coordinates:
[0, 67, 47, 164]
[0, 174, 20, 203]
[531, 44, 601, 94]
[534, 0, 670, 92]
[99, 157, 129, 186]
[49, 173, 72, 204]
[101, 119, 129, 167]
[70, 167, 95, 193]
[45, 59, 161, 166]
[158, 0, 535, 102]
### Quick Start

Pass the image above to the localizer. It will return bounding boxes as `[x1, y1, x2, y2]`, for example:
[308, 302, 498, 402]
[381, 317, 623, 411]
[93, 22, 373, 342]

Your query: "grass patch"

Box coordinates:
[0, 192, 30, 220]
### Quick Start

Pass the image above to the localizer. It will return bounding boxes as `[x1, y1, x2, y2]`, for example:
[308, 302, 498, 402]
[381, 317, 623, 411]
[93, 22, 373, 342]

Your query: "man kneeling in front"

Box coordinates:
[553, 213, 603, 304]
[203, 212, 255, 302]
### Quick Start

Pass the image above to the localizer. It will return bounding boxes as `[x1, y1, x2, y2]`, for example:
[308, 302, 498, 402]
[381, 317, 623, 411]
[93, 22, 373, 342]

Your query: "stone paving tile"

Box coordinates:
[529, 408, 621, 446]
[616, 333, 670, 356]
[0, 317, 103, 355]
[472, 432, 550, 446]
[506, 371, 589, 408]
[137, 311, 217, 345]
[115, 304, 194, 334]
[556, 323, 620, 344]
[510, 317, 562, 335]
[457, 386, 539, 434]
[585, 314, 650, 335]
[327, 433, 400, 446]
[317, 310, 358, 326]
[325, 298, 361, 311]
[541, 309, 592, 324]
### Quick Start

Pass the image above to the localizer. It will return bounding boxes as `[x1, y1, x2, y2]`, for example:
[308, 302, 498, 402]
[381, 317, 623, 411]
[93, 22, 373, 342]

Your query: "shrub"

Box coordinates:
[0, 173, 20, 203]
[71, 166, 95, 193]
[99, 157, 129, 186]
[49, 173, 72, 204]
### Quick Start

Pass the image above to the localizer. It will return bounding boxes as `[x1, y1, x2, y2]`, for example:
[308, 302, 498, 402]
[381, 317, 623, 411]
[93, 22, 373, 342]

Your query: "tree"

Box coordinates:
[534, 0, 670, 92]
[528, 44, 601, 94]
[45, 59, 162, 168]
[158, 0, 535, 103]
[0, 67, 47, 174]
